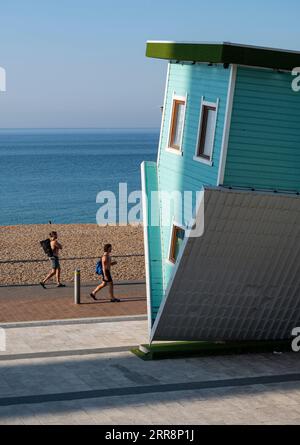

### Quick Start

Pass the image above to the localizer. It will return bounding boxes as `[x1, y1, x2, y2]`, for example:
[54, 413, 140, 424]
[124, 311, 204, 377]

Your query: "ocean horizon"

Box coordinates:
[0, 128, 159, 226]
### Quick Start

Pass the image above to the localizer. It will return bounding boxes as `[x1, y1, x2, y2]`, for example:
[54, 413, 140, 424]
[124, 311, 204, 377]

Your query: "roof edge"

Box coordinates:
[146, 41, 300, 71]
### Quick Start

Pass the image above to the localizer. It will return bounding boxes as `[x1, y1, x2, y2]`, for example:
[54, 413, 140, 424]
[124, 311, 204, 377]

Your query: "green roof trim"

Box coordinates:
[146, 41, 300, 71]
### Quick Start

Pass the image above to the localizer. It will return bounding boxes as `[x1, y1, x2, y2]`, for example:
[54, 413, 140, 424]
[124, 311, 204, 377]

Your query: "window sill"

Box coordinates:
[193, 155, 213, 166]
[166, 259, 176, 266]
[166, 147, 183, 156]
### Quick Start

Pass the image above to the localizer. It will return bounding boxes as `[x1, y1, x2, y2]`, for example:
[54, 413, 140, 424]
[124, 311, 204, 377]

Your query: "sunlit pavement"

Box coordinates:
[0, 315, 300, 424]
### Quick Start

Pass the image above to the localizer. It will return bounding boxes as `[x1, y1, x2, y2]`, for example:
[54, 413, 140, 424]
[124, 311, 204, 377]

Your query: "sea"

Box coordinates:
[0, 129, 159, 226]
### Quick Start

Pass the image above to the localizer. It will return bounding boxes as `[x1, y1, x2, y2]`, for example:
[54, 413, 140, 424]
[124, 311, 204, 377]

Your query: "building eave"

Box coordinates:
[146, 41, 300, 71]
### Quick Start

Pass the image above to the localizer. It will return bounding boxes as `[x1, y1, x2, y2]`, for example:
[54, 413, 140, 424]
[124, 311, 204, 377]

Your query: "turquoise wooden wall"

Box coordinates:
[224, 66, 300, 191]
[157, 62, 231, 296]
[142, 161, 164, 324]
[145, 62, 300, 327]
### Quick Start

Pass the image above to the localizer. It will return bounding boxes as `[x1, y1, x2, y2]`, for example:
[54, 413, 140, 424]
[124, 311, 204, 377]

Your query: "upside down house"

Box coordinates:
[141, 41, 300, 342]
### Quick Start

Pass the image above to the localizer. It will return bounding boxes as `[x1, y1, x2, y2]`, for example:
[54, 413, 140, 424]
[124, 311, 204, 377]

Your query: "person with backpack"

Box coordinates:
[90, 243, 120, 302]
[40, 231, 65, 288]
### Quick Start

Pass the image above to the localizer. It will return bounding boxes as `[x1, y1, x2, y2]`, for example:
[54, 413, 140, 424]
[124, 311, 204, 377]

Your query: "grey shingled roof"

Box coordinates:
[151, 187, 300, 342]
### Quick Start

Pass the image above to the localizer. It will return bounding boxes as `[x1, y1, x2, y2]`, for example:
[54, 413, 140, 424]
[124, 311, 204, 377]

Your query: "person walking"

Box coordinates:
[90, 243, 120, 302]
[40, 231, 65, 288]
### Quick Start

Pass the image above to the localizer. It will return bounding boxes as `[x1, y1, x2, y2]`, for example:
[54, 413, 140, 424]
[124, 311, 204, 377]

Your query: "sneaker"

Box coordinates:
[57, 283, 66, 288]
[90, 293, 97, 301]
[110, 298, 120, 302]
[40, 282, 46, 289]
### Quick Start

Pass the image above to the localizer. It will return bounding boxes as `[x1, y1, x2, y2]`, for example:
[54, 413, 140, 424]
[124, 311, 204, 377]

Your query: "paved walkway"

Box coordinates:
[0, 315, 300, 424]
[0, 281, 146, 322]
[0, 316, 148, 356]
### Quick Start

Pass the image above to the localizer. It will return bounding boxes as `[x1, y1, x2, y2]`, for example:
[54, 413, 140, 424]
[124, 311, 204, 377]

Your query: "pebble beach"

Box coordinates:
[0, 224, 145, 286]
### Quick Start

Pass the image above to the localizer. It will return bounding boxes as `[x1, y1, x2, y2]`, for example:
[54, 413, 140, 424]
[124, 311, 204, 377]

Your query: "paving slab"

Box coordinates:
[0, 315, 299, 424]
[0, 317, 149, 356]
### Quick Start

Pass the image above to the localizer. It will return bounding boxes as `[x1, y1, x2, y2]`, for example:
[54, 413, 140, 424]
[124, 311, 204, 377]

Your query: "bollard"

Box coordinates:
[74, 269, 81, 304]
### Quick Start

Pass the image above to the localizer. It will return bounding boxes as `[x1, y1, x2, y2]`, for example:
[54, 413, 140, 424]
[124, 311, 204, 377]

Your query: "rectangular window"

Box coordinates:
[169, 225, 185, 264]
[196, 102, 217, 161]
[168, 96, 186, 151]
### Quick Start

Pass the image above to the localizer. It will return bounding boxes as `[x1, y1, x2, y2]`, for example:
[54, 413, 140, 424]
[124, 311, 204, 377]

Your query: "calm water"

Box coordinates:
[0, 129, 158, 225]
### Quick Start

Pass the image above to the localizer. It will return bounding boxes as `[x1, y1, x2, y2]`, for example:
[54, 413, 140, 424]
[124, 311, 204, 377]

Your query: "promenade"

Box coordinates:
[0, 281, 146, 322]
[0, 284, 300, 424]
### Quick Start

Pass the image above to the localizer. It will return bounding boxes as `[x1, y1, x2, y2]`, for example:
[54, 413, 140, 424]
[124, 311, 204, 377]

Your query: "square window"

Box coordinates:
[196, 103, 217, 161]
[169, 98, 186, 150]
[169, 225, 185, 264]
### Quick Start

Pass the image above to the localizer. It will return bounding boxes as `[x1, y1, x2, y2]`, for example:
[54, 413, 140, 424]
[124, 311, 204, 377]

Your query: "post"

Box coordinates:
[74, 269, 81, 304]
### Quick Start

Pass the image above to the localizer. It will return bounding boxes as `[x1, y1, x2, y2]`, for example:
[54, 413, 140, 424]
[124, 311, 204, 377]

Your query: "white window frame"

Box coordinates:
[193, 97, 219, 166]
[166, 221, 186, 266]
[166, 92, 187, 156]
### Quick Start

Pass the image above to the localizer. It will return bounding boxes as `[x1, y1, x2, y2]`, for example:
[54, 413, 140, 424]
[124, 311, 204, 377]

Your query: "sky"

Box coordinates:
[0, 0, 299, 128]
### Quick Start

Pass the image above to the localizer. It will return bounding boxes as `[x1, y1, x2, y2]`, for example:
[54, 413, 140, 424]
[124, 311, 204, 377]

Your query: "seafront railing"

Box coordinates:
[0, 253, 145, 287]
[0, 253, 144, 265]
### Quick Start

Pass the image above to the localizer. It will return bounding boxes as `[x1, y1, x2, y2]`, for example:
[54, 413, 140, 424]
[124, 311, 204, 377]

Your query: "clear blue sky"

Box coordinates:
[0, 0, 299, 128]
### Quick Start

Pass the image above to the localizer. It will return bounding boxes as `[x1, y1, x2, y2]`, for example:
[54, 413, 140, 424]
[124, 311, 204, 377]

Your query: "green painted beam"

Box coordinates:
[146, 42, 224, 64]
[146, 41, 300, 71]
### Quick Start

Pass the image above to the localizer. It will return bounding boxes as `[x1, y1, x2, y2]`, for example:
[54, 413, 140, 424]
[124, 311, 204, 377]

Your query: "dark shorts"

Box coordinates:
[102, 270, 112, 283]
[50, 256, 60, 270]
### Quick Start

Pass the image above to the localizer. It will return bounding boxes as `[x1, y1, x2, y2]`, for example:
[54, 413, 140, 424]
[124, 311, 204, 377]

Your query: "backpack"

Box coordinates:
[95, 258, 103, 275]
[40, 239, 53, 257]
